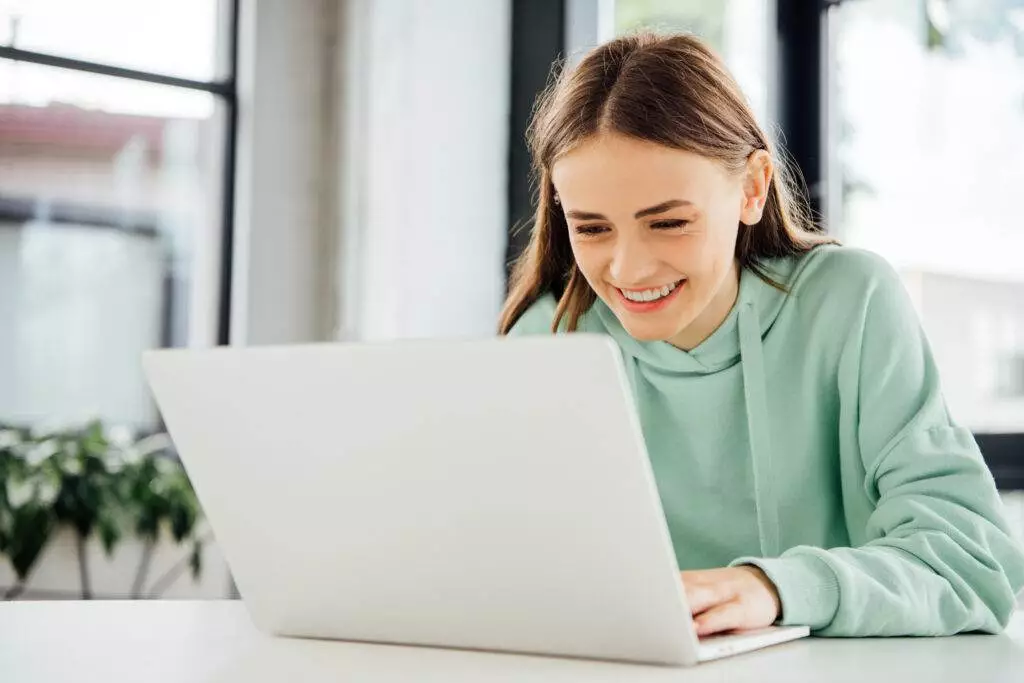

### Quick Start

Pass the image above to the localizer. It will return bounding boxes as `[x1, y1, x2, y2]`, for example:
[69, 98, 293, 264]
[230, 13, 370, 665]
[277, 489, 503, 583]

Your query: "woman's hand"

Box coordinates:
[681, 566, 781, 636]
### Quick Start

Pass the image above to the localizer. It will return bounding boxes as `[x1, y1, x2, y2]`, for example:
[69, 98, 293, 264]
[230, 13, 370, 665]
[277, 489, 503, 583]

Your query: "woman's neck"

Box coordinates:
[668, 260, 741, 352]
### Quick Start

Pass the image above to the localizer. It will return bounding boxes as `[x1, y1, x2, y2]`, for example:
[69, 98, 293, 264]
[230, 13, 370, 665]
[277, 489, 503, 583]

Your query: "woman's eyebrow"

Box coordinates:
[566, 209, 607, 221]
[565, 199, 693, 221]
[634, 199, 693, 218]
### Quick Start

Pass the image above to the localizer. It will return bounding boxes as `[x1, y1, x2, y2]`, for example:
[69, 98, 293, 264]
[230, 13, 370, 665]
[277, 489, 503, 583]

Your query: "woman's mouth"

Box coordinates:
[615, 279, 685, 313]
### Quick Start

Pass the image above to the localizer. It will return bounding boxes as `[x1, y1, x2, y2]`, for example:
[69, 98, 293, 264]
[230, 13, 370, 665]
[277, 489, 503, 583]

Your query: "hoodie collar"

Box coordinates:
[594, 256, 797, 375]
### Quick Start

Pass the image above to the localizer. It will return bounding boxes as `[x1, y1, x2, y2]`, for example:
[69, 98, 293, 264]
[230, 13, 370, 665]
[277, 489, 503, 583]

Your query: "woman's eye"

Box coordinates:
[651, 219, 690, 231]
[574, 225, 609, 236]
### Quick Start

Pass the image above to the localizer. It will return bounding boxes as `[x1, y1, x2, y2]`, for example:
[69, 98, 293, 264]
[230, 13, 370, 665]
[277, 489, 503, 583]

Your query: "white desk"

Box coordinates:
[1, 601, 1022, 682]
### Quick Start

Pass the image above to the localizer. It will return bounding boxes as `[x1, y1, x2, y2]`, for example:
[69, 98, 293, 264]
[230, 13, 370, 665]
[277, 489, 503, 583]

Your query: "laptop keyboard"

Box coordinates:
[698, 626, 780, 645]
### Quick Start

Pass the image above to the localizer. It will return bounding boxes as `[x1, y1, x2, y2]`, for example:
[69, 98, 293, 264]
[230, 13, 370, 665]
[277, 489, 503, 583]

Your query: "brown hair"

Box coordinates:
[498, 32, 835, 334]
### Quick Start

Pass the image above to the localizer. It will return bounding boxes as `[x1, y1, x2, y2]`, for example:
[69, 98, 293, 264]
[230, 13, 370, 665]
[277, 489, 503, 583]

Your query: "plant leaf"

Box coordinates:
[189, 540, 203, 579]
[97, 512, 121, 557]
[8, 505, 55, 580]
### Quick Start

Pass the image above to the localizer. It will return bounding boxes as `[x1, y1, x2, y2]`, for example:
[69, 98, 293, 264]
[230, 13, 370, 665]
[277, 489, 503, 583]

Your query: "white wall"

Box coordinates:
[902, 271, 1024, 433]
[0, 226, 22, 417]
[1001, 492, 1024, 551]
[232, 0, 511, 344]
[334, 0, 510, 341]
[231, 0, 335, 346]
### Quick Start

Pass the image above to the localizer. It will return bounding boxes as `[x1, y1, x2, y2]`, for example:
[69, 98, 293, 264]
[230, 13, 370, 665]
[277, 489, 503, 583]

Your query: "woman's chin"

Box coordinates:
[611, 305, 698, 344]
[617, 317, 681, 343]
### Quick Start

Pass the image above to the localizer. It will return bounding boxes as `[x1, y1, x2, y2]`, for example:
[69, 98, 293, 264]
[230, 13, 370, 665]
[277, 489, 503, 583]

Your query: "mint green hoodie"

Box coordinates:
[510, 245, 1024, 636]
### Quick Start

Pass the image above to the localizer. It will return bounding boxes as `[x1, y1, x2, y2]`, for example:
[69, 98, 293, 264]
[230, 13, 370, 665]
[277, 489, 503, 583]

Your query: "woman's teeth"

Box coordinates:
[620, 280, 681, 303]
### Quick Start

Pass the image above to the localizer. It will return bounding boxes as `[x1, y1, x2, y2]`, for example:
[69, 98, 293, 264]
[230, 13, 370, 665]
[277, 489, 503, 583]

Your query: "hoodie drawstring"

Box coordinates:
[738, 301, 781, 558]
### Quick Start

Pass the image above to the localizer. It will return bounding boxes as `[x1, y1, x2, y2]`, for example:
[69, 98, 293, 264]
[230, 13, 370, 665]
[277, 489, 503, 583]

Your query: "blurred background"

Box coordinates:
[0, 0, 1021, 601]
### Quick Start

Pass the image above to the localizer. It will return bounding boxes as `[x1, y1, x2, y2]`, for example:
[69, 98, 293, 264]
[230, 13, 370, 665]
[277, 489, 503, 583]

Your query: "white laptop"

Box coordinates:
[142, 335, 808, 667]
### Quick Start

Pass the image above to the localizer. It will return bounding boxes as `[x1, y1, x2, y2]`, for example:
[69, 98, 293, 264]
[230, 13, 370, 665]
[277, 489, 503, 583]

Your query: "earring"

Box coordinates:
[553, 194, 561, 206]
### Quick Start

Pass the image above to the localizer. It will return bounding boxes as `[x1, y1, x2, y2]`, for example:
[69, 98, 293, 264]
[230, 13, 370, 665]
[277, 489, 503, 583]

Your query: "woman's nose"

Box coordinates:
[608, 237, 659, 285]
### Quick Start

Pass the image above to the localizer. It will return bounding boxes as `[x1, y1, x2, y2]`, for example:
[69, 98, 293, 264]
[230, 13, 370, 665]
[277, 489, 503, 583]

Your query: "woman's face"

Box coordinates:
[551, 132, 770, 350]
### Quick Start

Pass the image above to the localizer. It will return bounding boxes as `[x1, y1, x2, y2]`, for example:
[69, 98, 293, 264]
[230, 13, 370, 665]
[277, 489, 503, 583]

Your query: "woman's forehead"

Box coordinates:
[551, 134, 731, 205]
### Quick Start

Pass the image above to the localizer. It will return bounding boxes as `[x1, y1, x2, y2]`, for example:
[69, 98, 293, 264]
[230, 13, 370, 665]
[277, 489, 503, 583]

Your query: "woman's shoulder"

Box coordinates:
[506, 292, 605, 336]
[787, 244, 903, 304]
[756, 245, 911, 361]
[507, 293, 559, 336]
[767, 245, 917, 355]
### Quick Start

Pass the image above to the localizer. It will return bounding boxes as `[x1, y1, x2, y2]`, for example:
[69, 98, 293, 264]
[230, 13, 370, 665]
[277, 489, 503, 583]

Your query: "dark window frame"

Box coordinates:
[506, 0, 566, 281]
[0, 0, 239, 347]
[506, 0, 1024, 488]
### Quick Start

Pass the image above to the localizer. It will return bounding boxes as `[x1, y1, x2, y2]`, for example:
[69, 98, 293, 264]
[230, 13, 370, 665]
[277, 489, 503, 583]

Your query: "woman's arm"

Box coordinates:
[736, 258, 1024, 636]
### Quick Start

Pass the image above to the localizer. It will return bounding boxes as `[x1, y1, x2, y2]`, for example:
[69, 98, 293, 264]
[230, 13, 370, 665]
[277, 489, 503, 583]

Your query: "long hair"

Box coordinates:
[498, 32, 835, 334]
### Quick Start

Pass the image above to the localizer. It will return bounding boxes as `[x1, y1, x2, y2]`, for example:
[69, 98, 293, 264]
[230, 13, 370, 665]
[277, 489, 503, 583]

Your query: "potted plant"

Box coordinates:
[0, 421, 204, 600]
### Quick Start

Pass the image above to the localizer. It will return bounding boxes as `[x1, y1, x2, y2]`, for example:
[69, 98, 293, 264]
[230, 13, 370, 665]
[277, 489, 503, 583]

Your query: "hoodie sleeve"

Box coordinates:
[735, 253, 1024, 636]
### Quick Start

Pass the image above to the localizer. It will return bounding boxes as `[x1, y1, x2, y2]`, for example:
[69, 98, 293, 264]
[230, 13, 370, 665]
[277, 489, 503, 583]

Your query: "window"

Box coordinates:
[0, 1, 235, 434]
[828, 0, 1024, 435]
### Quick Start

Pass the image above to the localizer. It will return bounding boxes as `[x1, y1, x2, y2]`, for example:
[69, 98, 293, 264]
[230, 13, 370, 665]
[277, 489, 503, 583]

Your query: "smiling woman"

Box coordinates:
[500, 32, 1024, 640]
[499, 32, 831, 341]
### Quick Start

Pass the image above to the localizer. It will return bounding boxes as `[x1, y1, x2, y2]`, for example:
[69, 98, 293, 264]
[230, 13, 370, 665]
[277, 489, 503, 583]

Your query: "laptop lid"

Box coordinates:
[143, 335, 698, 665]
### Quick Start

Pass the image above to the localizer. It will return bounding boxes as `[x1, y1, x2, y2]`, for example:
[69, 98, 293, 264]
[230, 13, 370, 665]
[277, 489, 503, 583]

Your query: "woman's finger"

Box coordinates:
[693, 600, 747, 637]
[681, 573, 729, 615]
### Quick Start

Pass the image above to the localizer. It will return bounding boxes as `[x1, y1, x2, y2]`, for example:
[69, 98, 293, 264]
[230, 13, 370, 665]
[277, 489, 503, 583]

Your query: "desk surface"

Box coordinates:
[1, 601, 1022, 682]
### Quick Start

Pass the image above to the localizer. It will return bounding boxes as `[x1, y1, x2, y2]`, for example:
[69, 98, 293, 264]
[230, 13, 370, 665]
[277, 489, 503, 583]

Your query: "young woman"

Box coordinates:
[500, 32, 1024, 638]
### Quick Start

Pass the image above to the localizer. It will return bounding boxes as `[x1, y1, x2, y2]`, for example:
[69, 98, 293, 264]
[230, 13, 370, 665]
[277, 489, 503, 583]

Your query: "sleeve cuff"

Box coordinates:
[730, 553, 841, 630]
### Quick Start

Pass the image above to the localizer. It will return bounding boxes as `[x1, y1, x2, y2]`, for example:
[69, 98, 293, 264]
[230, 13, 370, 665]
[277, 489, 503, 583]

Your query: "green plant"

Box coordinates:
[120, 433, 203, 598]
[48, 422, 128, 599]
[0, 428, 60, 599]
[0, 421, 203, 600]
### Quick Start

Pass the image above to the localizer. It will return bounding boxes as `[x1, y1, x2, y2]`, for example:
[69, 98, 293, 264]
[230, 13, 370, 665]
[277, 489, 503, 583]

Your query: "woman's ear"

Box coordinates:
[740, 150, 773, 226]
